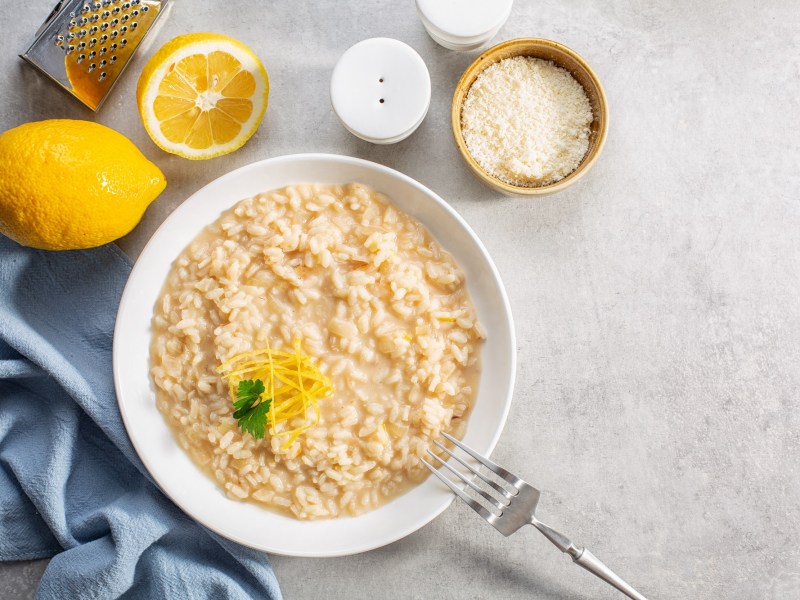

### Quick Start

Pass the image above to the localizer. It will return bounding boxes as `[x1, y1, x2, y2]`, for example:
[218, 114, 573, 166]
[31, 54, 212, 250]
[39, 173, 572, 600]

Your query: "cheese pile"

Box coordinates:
[461, 56, 593, 187]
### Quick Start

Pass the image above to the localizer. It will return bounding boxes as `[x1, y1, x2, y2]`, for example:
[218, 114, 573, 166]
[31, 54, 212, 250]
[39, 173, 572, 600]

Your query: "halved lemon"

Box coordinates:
[137, 33, 269, 160]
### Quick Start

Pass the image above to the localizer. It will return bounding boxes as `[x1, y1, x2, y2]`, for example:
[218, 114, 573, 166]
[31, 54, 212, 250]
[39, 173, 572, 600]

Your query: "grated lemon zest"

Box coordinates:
[217, 338, 333, 448]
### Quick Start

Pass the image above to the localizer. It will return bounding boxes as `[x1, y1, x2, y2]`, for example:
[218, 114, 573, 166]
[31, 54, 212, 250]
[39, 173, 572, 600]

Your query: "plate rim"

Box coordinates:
[113, 152, 516, 556]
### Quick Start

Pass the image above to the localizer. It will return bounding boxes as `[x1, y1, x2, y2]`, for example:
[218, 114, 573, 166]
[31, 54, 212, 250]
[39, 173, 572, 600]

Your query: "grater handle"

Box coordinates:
[36, 1, 66, 37]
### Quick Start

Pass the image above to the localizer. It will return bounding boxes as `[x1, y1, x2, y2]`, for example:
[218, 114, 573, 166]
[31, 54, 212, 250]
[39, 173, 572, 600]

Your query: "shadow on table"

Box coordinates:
[377, 527, 578, 600]
[0, 559, 49, 600]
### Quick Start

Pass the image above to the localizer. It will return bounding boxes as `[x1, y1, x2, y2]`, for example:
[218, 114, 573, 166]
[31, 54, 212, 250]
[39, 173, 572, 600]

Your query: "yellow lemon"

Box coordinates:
[136, 33, 269, 160]
[0, 119, 166, 250]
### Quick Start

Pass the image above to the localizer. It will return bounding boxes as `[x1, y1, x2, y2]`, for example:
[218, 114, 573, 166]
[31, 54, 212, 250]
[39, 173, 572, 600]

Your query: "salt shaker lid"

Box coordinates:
[330, 38, 431, 144]
[416, 0, 513, 39]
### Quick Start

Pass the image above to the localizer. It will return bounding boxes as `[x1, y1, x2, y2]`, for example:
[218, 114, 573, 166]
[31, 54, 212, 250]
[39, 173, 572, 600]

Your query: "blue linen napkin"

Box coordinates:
[0, 235, 282, 600]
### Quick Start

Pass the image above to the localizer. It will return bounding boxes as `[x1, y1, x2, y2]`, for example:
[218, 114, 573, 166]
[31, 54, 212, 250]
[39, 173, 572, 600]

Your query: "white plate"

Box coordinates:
[113, 154, 516, 557]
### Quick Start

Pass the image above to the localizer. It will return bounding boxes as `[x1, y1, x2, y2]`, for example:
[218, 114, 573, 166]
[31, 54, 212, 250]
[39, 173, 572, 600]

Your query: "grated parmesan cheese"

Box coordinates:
[461, 56, 593, 187]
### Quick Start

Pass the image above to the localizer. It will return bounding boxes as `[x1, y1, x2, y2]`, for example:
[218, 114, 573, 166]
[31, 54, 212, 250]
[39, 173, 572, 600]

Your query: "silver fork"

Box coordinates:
[422, 432, 648, 600]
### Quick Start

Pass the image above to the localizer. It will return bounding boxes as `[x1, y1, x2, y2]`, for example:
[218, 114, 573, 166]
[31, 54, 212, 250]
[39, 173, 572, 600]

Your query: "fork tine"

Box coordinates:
[426, 450, 507, 511]
[433, 440, 516, 500]
[421, 458, 495, 522]
[441, 432, 522, 486]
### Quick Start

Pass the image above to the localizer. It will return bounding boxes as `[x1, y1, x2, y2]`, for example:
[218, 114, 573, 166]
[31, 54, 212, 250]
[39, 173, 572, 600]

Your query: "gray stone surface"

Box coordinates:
[2, 1, 799, 598]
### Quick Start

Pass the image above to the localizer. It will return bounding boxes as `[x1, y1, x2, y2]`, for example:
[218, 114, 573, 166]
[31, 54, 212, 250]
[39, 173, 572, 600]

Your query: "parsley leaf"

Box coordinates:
[233, 379, 271, 439]
[233, 379, 265, 415]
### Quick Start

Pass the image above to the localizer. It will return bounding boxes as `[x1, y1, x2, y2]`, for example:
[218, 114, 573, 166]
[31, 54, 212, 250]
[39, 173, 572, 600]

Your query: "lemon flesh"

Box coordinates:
[0, 119, 166, 251]
[137, 33, 269, 160]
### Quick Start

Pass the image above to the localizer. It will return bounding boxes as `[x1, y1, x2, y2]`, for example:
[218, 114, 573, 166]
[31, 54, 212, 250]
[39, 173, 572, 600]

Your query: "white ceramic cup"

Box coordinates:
[416, 0, 514, 51]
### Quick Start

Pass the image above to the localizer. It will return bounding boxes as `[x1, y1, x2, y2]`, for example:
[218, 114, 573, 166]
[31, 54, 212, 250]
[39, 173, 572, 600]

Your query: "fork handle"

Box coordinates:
[530, 520, 648, 599]
[569, 547, 648, 600]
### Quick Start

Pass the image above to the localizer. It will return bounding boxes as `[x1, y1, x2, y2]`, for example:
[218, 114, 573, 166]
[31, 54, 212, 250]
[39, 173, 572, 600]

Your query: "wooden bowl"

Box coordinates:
[451, 38, 609, 196]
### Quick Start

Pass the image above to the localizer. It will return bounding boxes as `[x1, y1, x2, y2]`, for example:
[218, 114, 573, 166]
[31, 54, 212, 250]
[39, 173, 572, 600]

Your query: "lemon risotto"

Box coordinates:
[150, 183, 484, 519]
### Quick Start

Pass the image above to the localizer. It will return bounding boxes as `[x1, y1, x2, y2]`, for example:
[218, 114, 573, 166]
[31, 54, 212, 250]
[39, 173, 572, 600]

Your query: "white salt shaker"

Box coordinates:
[416, 0, 514, 51]
[330, 38, 431, 144]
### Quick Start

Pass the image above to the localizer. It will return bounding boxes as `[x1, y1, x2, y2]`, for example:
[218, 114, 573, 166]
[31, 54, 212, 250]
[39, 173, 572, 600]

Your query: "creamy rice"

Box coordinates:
[150, 183, 483, 519]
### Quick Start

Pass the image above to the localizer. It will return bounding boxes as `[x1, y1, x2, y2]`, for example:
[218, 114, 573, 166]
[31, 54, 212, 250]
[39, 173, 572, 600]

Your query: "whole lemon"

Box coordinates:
[0, 120, 166, 250]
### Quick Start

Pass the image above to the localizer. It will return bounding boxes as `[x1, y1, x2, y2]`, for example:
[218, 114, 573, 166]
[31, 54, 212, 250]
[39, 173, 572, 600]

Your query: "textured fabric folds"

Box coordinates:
[0, 236, 282, 600]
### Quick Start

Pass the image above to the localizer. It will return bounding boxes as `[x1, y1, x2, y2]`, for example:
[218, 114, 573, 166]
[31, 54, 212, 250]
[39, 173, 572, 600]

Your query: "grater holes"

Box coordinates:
[65, 0, 137, 78]
[55, 35, 65, 46]
[141, 5, 149, 12]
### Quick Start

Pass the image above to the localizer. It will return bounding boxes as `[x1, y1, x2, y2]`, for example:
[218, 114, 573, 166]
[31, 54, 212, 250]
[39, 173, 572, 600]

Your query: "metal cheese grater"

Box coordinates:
[21, 0, 170, 111]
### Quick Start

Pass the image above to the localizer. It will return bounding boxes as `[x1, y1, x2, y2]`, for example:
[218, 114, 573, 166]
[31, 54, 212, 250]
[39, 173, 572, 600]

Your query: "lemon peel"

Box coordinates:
[217, 339, 333, 448]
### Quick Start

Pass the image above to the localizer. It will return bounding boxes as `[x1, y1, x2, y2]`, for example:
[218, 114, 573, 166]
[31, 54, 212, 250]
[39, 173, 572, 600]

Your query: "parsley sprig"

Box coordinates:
[233, 379, 272, 439]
